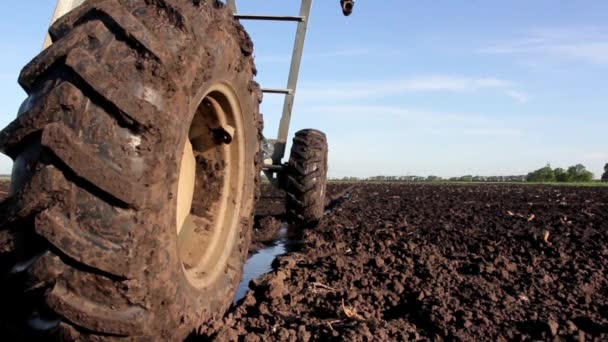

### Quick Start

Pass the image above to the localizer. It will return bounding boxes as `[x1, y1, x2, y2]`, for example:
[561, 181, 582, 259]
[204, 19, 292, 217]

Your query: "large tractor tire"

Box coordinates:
[0, 0, 262, 340]
[285, 129, 328, 225]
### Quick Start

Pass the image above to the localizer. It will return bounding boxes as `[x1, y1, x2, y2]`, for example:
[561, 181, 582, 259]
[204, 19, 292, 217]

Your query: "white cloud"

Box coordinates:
[505, 90, 529, 104]
[553, 42, 608, 65]
[462, 128, 522, 137]
[301, 104, 493, 124]
[480, 27, 608, 65]
[296, 76, 527, 103]
[300, 104, 524, 139]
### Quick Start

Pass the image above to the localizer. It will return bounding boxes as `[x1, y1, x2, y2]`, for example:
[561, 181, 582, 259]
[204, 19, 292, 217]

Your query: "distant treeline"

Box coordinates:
[334, 175, 527, 182]
[334, 163, 608, 183]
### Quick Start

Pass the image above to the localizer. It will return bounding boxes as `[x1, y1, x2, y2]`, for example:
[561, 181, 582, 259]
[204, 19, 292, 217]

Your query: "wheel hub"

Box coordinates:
[175, 84, 245, 289]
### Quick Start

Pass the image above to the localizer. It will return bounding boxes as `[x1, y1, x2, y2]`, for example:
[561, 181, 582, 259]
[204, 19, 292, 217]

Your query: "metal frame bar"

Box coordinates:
[262, 164, 284, 172]
[228, 0, 313, 167]
[235, 14, 305, 22]
[272, 0, 313, 165]
[262, 88, 292, 95]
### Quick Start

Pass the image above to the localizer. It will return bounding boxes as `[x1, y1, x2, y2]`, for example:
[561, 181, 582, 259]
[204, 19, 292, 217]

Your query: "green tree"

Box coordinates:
[602, 163, 608, 182]
[460, 175, 473, 182]
[527, 164, 555, 182]
[554, 168, 570, 182]
[567, 164, 594, 182]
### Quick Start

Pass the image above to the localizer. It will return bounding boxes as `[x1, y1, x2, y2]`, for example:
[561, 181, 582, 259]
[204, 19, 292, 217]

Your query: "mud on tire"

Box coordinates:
[285, 129, 328, 225]
[0, 0, 262, 340]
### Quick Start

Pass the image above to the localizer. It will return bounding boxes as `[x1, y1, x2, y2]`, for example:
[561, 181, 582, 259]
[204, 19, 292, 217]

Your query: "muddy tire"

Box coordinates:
[0, 0, 262, 340]
[285, 129, 328, 225]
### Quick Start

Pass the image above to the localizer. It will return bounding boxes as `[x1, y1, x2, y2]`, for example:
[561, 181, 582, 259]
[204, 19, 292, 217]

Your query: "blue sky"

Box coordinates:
[1, 1, 607, 178]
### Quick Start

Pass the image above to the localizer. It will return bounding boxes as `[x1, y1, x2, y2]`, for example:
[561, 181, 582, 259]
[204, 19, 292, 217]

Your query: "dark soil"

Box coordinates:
[249, 216, 284, 256]
[0, 181, 12, 254]
[0, 181, 8, 201]
[199, 183, 608, 341]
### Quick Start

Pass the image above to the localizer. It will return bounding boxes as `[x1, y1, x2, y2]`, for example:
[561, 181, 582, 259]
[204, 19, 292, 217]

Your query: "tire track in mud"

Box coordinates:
[324, 184, 358, 212]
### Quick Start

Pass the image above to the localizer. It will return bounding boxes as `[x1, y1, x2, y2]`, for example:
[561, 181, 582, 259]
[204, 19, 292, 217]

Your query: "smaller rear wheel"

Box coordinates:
[285, 129, 328, 225]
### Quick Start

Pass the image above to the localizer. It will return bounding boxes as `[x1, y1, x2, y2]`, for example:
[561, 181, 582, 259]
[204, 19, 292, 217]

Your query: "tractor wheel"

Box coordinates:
[0, 0, 262, 340]
[285, 129, 328, 225]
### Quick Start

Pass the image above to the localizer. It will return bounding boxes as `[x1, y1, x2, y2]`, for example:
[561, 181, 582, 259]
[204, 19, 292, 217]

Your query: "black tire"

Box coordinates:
[0, 0, 262, 340]
[285, 129, 328, 225]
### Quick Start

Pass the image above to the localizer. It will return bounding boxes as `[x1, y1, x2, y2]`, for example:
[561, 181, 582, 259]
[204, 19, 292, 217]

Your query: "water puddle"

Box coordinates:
[234, 224, 289, 303]
[233, 188, 356, 304]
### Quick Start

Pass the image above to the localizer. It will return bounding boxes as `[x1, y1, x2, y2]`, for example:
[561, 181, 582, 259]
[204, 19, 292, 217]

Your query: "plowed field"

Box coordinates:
[201, 183, 608, 341]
